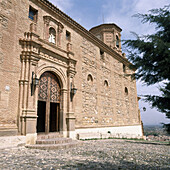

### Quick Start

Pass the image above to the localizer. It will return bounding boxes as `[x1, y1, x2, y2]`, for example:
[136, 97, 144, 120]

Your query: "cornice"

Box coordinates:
[89, 23, 122, 32]
[36, 0, 131, 66]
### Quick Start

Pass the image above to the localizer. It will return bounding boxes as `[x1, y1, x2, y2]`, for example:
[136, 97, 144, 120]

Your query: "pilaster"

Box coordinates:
[18, 32, 41, 136]
[66, 53, 77, 138]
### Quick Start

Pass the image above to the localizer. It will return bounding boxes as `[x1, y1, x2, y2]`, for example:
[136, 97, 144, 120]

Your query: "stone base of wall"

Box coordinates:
[75, 125, 143, 140]
[0, 124, 18, 136]
[0, 136, 26, 149]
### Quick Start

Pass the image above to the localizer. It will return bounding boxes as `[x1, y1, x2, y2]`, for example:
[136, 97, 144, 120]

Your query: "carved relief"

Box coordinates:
[38, 73, 61, 102]
[40, 52, 67, 67]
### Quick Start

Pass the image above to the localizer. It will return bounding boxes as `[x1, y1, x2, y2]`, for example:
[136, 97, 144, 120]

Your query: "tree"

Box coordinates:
[123, 5, 170, 134]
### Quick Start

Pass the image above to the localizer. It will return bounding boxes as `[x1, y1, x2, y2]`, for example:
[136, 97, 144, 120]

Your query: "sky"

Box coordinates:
[49, 0, 169, 125]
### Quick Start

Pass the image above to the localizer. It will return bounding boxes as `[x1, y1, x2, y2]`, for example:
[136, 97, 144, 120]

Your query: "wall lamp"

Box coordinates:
[31, 72, 39, 96]
[70, 82, 77, 101]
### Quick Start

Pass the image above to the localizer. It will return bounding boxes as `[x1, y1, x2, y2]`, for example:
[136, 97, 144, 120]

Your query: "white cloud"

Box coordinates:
[104, 0, 169, 40]
[135, 0, 169, 13]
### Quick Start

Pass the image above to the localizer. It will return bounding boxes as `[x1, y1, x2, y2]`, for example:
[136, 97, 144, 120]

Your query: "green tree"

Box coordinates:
[123, 5, 170, 133]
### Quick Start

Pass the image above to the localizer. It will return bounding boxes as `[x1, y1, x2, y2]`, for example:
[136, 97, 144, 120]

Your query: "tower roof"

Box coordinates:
[89, 23, 122, 32]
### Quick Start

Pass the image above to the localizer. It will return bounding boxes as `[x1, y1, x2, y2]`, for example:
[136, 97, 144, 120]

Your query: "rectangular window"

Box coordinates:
[123, 64, 126, 73]
[29, 6, 38, 22]
[66, 31, 71, 41]
[100, 49, 104, 59]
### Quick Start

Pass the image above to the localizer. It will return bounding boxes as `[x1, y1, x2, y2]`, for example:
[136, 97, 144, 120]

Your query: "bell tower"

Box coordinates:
[89, 24, 122, 53]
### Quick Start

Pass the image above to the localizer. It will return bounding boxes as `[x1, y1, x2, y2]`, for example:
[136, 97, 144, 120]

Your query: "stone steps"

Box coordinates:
[37, 132, 63, 140]
[26, 141, 81, 150]
[36, 138, 72, 144]
[26, 133, 83, 150]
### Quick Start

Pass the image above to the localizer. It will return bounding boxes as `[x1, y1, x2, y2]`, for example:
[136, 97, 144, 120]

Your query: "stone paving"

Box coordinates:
[0, 139, 169, 170]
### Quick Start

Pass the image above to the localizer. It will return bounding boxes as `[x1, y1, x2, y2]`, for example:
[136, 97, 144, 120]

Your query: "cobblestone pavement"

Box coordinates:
[0, 139, 169, 170]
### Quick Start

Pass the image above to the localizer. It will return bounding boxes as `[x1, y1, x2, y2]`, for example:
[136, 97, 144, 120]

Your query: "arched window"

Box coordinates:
[116, 35, 119, 48]
[87, 74, 93, 85]
[49, 27, 56, 44]
[125, 87, 128, 95]
[104, 80, 109, 87]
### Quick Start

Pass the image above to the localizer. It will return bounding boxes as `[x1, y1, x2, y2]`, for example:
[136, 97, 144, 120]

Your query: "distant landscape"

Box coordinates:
[143, 124, 169, 136]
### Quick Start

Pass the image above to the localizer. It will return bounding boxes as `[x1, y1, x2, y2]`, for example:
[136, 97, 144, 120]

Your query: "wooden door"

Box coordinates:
[38, 72, 61, 133]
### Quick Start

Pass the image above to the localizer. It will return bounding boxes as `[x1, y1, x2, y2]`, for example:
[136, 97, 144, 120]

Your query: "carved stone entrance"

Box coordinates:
[37, 72, 61, 133]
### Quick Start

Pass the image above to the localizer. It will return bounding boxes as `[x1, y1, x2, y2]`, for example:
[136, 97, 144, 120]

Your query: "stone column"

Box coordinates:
[17, 55, 25, 134]
[66, 58, 77, 139]
[60, 89, 68, 137]
[43, 17, 50, 41]
[57, 23, 63, 46]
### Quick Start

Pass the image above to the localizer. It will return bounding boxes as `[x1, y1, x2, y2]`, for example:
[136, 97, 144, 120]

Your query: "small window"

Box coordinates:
[66, 31, 71, 41]
[49, 27, 56, 44]
[125, 87, 128, 95]
[123, 64, 126, 73]
[104, 80, 109, 87]
[29, 6, 38, 22]
[116, 35, 119, 48]
[100, 50, 104, 59]
[87, 74, 93, 85]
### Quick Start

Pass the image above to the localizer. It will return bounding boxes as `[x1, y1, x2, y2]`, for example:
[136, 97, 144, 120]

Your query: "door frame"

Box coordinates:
[37, 71, 62, 134]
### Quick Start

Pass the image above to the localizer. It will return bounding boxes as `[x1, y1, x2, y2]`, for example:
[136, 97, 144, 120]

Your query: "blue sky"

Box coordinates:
[49, 0, 169, 125]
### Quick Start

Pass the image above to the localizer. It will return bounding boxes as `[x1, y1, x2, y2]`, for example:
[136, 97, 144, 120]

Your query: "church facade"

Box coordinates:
[0, 0, 143, 144]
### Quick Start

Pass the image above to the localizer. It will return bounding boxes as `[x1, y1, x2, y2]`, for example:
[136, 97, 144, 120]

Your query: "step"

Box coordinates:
[26, 141, 83, 150]
[37, 132, 63, 140]
[36, 138, 72, 144]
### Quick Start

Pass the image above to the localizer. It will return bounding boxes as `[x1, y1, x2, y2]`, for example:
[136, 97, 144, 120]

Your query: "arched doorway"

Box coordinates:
[37, 71, 61, 133]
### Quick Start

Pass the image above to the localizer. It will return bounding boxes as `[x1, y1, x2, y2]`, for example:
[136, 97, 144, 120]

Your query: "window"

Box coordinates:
[49, 27, 56, 44]
[116, 35, 119, 48]
[100, 49, 104, 59]
[87, 74, 93, 85]
[104, 80, 109, 87]
[29, 6, 38, 22]
[125, 87, 128, 95]
[66, 31, 71, 41]
[123, 64, 126, 73]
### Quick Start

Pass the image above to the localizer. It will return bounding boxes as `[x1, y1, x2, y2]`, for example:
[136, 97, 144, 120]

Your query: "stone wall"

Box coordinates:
[74, 36, 140, 128]
[0, 0, 30, 135]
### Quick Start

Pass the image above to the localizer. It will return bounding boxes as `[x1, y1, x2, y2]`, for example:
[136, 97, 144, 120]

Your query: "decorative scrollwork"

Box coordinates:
[38, 72, 61, 103]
